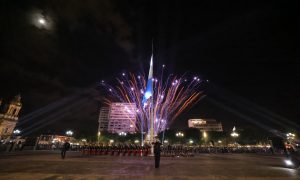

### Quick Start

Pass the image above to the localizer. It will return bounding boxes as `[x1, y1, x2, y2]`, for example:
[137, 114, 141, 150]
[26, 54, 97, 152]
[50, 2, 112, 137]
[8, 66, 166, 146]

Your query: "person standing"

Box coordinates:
[153, 140, 162, 168]
[61, 140, 70, 159]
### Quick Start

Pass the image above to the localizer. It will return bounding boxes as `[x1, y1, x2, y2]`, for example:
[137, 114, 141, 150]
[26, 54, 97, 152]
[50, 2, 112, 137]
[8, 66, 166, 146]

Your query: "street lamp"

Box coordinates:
[176, 132, 184, 144]
[231, 126, 239, 145]
[203, 131, 207, 138]
[119, 132, 127, 136]
[12, 129, 21, 141]
[176, 132, 184, 137]
[13, 129, 21, 135]
[66, 130, 73, 136]
[231, 132, 239, 138]
[203, 131, 208, 146]
[286, 133, 296, 140]
[108, 139, 114, 146]
[97, 131, 101, 144]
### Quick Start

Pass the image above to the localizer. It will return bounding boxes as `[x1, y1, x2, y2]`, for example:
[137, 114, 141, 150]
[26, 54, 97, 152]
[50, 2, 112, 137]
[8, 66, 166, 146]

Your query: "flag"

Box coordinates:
[142, 54, 153, 105]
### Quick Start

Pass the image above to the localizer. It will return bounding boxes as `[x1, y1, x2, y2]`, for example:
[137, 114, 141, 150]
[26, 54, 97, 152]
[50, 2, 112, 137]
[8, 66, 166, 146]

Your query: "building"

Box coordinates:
[0, 95, 22, 140]
[188, 119, 223, 132]
[107, 103, 137, 134]
[98, 107, 109, 131]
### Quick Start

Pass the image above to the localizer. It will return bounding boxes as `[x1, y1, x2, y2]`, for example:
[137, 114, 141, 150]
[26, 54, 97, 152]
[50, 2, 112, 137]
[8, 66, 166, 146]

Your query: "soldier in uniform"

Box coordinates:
[153, 139, 162, 168]
[61, 139, 71, 159]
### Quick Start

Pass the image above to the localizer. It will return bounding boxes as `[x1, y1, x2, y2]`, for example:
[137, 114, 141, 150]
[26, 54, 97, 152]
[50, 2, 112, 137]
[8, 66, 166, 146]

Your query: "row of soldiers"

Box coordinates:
[80, 144, 152, 156]
[79, 144, 274, 157]
[161, 145, 274, 155]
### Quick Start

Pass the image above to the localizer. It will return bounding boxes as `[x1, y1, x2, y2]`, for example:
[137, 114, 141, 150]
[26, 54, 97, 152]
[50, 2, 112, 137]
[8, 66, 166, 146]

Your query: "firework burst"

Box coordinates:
[100, 65, 205, 135]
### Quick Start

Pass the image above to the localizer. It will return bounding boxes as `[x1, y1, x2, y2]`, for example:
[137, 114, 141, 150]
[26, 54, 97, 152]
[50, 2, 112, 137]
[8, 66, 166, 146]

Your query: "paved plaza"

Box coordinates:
[0, 151, 299, 179]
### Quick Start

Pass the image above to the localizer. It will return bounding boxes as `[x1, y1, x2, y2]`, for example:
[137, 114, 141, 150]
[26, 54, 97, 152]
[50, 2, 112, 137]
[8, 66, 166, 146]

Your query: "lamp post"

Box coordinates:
[286, 133, 295, 140]
[66, 130, 73, 137]
[97, 131, 101, 144]
[231, 126, 239, 146]
[12, 129, 21, 142]
[119, 132, 127, 143]
[13, 129, 21, 136]
[286, 133, 296, 146]
[203, 131, 208, 147]
[176, 131, 184, 144]
[109, 139, 114, 146]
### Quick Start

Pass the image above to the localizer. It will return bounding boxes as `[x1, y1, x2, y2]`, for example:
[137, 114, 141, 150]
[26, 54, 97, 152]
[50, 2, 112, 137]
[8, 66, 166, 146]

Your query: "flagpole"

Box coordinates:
[150, 40, 154, 155]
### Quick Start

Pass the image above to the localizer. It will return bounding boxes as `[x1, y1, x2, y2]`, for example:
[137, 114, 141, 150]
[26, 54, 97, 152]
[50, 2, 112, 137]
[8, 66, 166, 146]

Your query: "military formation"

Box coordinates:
[78, 144, 273, 157]
[80, 144, 152, 156]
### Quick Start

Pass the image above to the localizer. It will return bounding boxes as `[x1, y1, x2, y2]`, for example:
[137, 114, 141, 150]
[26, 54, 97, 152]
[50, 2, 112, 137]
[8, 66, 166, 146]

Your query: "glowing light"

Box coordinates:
[119, 132, 127, 136]
[231, 126, 239, 137]
[66, 130, 73, 136]
[286, 133, 296, 140]
[284, 159, 293, 166]
[13, 129, 21, 134]
[176, 132, 184, 137]
[134, 140, 140, 144]
[231, 132, 239, 137]
[38, 18, 46, 25]
[203, 131, 207, 138]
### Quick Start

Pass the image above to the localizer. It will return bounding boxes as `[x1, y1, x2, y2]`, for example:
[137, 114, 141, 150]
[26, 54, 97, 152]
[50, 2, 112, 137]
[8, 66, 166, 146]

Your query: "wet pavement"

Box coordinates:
[0, 151, 299, 179]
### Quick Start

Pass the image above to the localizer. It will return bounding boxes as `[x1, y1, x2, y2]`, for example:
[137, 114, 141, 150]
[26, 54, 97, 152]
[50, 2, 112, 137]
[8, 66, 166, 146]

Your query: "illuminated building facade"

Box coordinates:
[107, 103, 137, 134]
[98, 107, 109, 131]
[188, 119, 223, 132]
[0, 95, 22, 140]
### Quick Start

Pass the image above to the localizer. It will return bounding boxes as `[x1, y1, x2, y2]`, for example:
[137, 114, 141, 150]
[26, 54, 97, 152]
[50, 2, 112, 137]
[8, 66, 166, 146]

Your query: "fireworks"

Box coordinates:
[100, 65, 205, 136]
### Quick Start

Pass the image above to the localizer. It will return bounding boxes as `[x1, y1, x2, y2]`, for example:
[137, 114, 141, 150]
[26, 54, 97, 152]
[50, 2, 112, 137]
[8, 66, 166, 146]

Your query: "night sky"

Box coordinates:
[0, 0, 299, 137]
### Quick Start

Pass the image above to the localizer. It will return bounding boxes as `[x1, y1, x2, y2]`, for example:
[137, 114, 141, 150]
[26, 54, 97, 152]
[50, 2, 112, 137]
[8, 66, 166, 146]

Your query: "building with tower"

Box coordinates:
[0, 94, 22, 140]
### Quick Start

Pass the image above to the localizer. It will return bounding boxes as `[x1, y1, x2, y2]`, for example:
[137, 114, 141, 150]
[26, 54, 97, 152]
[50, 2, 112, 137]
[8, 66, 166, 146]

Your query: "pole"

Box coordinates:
[150, 94, 154, 155]
[141, 123, 144, 146]
[162, 129, 165, 144]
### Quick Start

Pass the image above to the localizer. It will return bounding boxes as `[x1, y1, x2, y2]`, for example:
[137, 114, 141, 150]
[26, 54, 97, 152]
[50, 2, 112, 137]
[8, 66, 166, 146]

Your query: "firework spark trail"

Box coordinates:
[100, 66, 205, 135]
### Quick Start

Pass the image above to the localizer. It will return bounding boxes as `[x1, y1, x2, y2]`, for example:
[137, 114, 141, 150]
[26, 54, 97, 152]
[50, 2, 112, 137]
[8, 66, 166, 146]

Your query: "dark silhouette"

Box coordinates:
[153, 141, 162, 168]
[61, 141, 71, 159]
